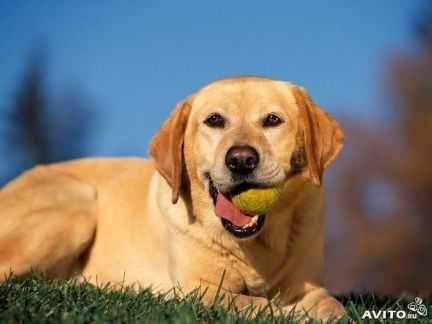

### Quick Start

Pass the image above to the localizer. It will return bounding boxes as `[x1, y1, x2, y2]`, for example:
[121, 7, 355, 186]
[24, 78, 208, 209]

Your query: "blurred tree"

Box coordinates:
[326, 5, 432, 295]
[8, 49, 50, 165]
[3, 47, 93, 184]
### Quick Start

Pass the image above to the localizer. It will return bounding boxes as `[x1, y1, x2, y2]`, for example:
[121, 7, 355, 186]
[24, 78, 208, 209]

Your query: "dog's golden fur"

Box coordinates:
[0, 76, 345, 320]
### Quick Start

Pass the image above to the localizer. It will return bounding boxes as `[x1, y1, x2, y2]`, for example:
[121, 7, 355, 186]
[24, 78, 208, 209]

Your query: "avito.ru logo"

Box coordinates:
[362, 297, 428, 320]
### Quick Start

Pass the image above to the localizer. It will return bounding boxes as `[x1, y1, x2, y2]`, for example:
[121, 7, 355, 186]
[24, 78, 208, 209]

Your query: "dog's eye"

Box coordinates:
[204, 113, 225, 128]
[263, 114, 284, 127]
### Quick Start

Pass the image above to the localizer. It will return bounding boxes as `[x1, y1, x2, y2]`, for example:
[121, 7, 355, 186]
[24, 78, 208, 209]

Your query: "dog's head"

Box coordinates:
[149, 76, 343, 240]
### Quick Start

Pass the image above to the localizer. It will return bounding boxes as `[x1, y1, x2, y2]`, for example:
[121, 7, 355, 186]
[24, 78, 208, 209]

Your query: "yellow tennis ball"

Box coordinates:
[231, 184, 284, 215]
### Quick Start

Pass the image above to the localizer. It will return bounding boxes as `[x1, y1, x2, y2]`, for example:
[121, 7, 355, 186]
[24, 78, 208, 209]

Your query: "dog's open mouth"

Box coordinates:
[208, 178, 265, 239]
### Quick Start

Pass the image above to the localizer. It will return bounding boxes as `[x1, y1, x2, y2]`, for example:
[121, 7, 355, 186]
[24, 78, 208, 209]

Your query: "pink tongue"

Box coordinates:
[215, 193, 252, 227]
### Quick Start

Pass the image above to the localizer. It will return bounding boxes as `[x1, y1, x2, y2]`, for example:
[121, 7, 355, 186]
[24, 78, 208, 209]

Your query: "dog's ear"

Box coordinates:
[149, 100, 192, 203]
[292, 86, 344, 186]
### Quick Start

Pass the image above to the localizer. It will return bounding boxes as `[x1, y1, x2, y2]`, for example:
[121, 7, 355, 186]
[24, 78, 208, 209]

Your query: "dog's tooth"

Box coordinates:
[242, 215, 259, 229]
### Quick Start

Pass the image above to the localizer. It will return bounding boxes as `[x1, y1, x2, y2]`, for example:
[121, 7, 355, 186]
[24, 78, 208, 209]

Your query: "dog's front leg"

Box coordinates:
[280, 287, 346, 322]
[177, 279, 280, 318]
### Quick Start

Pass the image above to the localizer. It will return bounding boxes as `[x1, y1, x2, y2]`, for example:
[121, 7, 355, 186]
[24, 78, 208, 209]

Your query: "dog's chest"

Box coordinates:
[226, 247, 286, 297]
[242, 269, 269, 296]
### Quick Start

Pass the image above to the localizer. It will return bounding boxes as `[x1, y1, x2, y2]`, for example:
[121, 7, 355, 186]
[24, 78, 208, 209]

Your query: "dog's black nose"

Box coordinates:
[225, 145, 259, 175]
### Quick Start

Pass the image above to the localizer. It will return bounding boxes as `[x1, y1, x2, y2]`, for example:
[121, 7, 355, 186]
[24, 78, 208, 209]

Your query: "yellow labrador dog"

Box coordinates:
[0, 76, 345, 321]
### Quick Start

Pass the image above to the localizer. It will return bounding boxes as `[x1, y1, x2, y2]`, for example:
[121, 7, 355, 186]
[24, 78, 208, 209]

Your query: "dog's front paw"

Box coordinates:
[312, 297, 346, 322]
[284, 288, 347, 322]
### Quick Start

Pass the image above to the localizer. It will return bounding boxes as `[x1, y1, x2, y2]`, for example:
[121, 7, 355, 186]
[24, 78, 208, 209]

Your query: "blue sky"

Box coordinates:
[0, 1, 425, 168]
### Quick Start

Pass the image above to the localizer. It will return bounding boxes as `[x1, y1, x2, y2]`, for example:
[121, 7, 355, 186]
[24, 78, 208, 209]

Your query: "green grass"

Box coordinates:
[0, 274, 430, 323]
